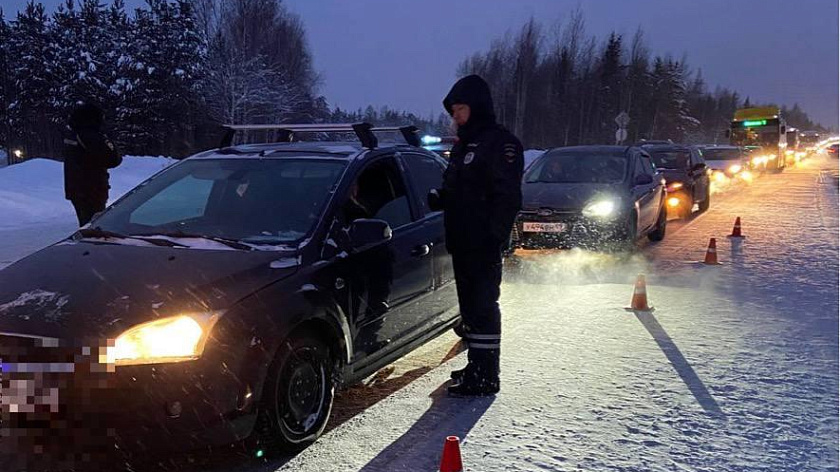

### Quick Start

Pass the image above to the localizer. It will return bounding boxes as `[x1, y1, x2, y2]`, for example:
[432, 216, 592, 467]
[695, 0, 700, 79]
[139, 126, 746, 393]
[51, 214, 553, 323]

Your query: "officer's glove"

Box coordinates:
[427, 189, 445, 212]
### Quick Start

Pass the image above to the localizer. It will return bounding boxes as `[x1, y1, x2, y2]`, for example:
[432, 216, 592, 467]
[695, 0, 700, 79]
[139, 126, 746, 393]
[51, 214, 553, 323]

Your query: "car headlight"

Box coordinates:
[728, 164, 742, 174]
[667, 197, 682, 207]
[583, 200, 617, 218]
[667, 182, 683, 192]
[110, 313, 220, 366]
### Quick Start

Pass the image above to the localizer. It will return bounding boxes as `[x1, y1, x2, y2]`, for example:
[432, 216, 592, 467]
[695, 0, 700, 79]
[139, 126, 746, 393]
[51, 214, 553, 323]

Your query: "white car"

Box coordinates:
[696, 145, 748, 177]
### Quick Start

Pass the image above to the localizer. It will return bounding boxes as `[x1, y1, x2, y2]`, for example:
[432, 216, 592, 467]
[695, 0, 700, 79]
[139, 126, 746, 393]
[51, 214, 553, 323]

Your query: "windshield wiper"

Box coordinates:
[132, 231, 255, 251]
[76, 227, 129, 240]
[76, 227, 188, 247]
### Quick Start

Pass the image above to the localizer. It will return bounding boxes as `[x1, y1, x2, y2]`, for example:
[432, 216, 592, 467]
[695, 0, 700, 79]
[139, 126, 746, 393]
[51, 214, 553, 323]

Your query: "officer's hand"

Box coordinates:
[428, 189, 444, 211]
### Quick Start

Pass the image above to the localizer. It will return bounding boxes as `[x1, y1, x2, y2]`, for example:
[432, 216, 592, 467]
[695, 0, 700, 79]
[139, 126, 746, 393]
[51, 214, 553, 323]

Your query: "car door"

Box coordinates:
[641, 152, 664, 220]
[399, 152, 458, 326]
[342, 154, 433, 361]
[689, 148, 708, 201]
[631, 153, 658, 231]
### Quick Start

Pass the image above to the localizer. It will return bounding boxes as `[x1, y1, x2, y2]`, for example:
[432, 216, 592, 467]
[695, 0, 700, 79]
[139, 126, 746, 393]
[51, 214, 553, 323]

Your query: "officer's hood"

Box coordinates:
[69, 103, 104, 131]
[443, 75, 496, 127]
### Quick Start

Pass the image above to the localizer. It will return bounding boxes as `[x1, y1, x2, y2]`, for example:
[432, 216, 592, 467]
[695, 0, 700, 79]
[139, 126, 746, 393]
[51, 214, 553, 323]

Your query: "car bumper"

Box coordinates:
[513, 211, 626, 249]
[0, 336, 255, 465]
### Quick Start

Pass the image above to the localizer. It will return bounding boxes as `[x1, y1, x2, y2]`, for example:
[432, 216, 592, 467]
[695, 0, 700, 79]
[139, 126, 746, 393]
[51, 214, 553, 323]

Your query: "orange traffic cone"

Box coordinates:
[439, 436, 463, 472]
[727, 217, 744, 238]
[625, 274, 654, 312]
[703, 238, 722, 265]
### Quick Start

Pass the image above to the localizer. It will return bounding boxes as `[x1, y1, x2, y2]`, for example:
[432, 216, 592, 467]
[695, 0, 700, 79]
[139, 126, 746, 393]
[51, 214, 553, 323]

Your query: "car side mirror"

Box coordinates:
[349, 219, 392, 252]
[633, 174, 654, 186]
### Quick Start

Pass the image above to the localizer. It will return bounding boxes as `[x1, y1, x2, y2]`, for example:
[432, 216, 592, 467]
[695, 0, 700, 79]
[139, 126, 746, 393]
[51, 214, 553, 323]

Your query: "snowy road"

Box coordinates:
[179, 157, 837, 472]
[2, 157, 837, 471]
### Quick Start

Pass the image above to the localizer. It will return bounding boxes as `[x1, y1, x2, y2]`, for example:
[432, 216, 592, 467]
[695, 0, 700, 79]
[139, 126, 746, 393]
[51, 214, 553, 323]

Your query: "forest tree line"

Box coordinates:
[0, 1, 826, 159]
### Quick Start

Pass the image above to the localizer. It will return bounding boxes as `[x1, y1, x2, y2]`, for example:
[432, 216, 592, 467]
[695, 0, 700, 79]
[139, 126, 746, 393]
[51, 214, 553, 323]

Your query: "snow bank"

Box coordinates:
[0, 156, 175, 231]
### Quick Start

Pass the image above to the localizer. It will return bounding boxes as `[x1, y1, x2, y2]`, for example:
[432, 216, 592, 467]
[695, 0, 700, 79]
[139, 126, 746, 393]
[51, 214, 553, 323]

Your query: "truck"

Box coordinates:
[728, 107, 787, 172]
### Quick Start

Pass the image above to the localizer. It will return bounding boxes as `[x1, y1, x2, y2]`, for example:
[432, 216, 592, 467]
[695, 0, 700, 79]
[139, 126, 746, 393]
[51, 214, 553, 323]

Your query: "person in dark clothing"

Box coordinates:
[428, 74, 524, 396]
[63, 102, 122, 227]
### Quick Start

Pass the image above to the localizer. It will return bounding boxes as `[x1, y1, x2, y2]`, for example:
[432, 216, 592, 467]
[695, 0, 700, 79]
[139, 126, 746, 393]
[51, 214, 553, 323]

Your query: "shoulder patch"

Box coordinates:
[502, 141, 520, 163]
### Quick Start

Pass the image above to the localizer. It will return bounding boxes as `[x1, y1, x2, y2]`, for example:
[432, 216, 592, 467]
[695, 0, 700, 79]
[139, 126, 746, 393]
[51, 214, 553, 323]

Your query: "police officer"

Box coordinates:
[429, 75, 524, 396]
[63, 102, 122, 227]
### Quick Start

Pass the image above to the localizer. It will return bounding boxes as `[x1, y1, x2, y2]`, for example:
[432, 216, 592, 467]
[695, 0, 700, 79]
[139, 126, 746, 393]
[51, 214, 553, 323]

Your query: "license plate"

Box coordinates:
[522, 222, 566, 233]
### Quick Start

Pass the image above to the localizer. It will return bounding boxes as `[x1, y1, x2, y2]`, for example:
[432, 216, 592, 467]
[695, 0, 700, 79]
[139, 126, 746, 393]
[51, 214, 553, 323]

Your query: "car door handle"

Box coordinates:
[411, 244, 431, 257]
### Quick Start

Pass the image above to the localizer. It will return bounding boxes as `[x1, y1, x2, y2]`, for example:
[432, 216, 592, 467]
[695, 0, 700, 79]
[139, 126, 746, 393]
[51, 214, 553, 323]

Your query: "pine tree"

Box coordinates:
[9, 1, 57, 155]
[0, 9, 13, 156]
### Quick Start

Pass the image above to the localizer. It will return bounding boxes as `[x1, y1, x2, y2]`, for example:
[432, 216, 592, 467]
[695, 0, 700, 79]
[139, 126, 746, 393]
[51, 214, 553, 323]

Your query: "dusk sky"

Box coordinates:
[6, 0, 839, 128]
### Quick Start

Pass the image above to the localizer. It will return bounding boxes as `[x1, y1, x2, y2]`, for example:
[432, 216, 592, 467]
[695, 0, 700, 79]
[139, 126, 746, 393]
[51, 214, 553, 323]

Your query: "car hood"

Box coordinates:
[0, 241, 301, 339]
[522, 182, 625, 210]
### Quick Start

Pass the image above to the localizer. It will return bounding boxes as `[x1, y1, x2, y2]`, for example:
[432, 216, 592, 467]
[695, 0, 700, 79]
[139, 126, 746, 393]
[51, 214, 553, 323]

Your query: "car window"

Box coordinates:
[342, 157, 413, 230]
[640, 155, 656, 176]
[648, 150, 689, 170]
[130, 175, 214, 227]
[402, 153, 446, 216]
[525, 151, 627, 184]
[95, 158, 346, 245]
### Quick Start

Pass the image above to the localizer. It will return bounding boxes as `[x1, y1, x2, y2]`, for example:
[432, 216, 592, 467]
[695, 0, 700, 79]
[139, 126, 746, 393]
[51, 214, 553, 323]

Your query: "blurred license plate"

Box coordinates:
[522, 222, 566, 233]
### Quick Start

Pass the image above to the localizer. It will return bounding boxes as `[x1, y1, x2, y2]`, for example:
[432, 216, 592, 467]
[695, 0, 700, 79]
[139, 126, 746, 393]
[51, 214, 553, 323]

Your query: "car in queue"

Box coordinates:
[512, 145, 667, 251]
[695, 144, 751, 182]
[0, 124, 460, 460]
[640, 143, 711, 218]
[827, 143, 839, 159]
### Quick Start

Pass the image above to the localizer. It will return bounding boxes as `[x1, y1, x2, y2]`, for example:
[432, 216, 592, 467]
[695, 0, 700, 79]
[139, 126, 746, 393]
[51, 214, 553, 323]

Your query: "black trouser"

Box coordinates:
[451, 248, 503, 386]
[71, 197, 107, 227]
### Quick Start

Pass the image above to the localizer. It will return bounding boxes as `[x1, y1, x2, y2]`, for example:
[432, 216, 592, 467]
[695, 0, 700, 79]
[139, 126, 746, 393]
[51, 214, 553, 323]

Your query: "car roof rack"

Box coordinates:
[219, 123, 421, 149]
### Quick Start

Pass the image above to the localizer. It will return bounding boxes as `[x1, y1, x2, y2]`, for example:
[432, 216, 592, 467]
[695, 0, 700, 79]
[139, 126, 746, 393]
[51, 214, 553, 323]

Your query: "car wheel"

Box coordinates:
[453, 318, 466, 338]
[648, 204, 667, 242]
[610, 212, 637, 252]
[253, 334, 335, 454]
[698, 185, 711, 213]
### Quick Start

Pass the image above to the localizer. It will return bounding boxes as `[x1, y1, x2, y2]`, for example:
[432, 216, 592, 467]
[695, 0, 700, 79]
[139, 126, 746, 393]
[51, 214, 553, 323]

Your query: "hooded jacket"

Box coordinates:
[436, 75, 524, 254]
[63, 103, 122, 202]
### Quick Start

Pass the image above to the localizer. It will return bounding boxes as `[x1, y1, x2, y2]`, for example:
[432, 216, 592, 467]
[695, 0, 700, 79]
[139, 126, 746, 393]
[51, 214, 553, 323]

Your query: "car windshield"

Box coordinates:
[525, 151, 627, 184]
[647, 149, 689, 169]
[92, 158, 346, 246]
[701, 148, 742, 161]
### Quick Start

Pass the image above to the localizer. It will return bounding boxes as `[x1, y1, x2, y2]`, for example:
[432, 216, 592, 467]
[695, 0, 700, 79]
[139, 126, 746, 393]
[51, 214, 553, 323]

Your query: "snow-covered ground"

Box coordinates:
[0, 153, 837, 471]
[207, 156, 835, 472]
[0, 156, 175, 268]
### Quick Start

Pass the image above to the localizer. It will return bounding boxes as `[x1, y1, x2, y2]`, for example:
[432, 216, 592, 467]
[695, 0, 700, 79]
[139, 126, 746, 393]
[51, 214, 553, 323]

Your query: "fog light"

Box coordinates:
[667, 197, 681, 208]
[166, 400, 183, 418]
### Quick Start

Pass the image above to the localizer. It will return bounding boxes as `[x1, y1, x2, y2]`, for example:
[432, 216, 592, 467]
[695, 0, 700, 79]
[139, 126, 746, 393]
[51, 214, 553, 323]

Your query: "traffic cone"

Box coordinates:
[703, 238, 722, 265]
[625, 274, 654, 312]
[439, 436, 463, 472]
[727, 217, 744, 238]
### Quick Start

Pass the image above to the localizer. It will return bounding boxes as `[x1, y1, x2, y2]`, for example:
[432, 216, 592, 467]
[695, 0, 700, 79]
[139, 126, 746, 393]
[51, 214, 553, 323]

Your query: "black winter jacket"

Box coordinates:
[434, 75, 524, 254]
[63, 125, 122, 202]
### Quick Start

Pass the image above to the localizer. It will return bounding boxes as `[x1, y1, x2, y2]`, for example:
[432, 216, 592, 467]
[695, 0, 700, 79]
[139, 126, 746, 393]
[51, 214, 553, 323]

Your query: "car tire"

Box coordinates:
[648, 204, 667, 242]
[252, 334, 336, 455]
[698, 185, 711, 213]
[610, 212, 638, 252]
[453, 318, 466, 338]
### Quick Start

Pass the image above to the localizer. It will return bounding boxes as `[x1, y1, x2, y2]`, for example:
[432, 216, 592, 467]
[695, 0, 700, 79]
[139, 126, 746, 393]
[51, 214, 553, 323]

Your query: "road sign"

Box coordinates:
[615, 112, 630, 128]
[615, 128, 628, 144]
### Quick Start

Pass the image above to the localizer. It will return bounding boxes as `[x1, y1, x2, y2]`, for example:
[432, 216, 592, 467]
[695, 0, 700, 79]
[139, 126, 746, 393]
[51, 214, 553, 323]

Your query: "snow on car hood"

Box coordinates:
[0, 241, 300, 339]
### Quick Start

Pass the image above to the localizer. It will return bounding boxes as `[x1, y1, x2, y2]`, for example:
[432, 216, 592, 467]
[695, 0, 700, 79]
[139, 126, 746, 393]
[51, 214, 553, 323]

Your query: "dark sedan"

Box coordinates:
[512, 146, 667, 250]
[641, 144, 711, 218]
[0, 125, 459, 465]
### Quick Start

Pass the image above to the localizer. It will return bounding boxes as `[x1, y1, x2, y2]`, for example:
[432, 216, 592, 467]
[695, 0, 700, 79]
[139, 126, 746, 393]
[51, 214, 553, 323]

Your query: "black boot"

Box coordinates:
[447, 377, 500, 396]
